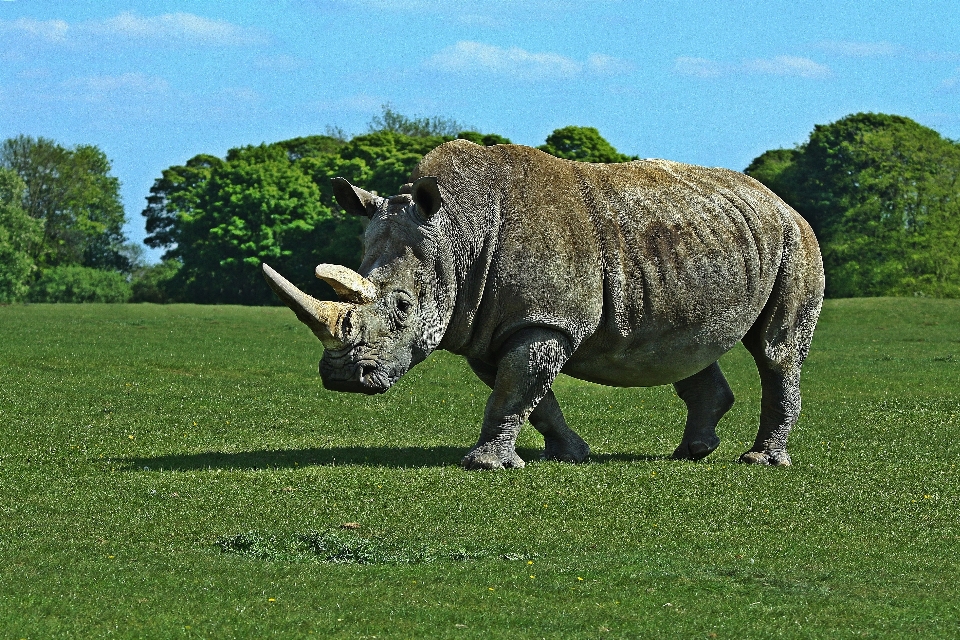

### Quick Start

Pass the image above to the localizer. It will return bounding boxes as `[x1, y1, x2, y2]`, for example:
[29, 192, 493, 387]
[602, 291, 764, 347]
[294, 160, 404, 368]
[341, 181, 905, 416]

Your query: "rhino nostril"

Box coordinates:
[359, 364, 376, 383]
[340, 311, 353, 338]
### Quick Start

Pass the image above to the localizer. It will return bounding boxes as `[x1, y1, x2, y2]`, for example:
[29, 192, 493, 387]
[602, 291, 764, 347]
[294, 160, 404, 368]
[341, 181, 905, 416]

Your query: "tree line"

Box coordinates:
[1, 110, 958, 304]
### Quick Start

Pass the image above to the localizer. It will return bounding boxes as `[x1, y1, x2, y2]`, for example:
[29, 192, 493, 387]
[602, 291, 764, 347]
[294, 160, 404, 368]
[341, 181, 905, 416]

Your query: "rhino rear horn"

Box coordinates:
[262, 263, 353, 349]
[315, 264, 378, 304]
[332, 177, 379, 218]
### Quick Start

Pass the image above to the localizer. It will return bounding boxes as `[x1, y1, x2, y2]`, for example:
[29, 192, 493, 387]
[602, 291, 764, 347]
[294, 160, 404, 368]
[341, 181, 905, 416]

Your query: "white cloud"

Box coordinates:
[816, 40, 902, 57]
[743, 56, 831, 79]
[816, 41, 960, 63]
[675, 55, 830, 79]
[1, 17, 69, 42]
[674, 57, 727, 78]
[66, 73, 171, 96]
[587, 53, 633, 75]
[942, 69, 960, 92]
[427, 41, 628, 80]
[89, 11, 264, 45]
[0, 12, 263, 46]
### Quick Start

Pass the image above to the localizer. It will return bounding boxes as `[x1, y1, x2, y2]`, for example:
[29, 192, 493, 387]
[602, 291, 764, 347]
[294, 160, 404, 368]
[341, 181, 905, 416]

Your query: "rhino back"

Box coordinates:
[568, 158, 792, 385]
[414, 142, 801, 384]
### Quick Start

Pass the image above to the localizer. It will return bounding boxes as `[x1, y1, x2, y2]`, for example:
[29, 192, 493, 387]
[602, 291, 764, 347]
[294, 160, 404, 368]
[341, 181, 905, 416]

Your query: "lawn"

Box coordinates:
[0, 299, 958, 638]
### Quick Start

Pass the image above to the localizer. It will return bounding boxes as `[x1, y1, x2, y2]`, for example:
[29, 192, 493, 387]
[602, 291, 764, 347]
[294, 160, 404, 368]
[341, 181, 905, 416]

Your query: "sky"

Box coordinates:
[2, 0, 959, 262]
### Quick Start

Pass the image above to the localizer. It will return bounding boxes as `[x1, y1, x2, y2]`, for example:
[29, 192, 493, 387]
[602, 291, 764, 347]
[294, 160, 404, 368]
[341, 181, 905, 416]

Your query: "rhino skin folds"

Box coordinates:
[264, 139, 824, 470]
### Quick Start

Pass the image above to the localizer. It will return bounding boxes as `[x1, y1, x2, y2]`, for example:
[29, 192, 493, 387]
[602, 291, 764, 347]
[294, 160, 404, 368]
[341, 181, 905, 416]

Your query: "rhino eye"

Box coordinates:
[391, 292, 414, 326]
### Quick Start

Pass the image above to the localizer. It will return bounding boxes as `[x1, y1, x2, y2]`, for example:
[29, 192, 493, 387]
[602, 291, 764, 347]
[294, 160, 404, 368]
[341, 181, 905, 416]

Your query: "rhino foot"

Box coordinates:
[543, 435, 590, 463]
[738, 449, 792, 466]
[672, 436, 720, 461]
[461, 445, 526, 471]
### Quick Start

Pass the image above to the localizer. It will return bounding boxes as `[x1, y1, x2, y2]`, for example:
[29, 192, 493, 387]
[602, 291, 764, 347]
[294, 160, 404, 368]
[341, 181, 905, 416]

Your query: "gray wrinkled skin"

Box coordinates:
[265, 140, 824, 470]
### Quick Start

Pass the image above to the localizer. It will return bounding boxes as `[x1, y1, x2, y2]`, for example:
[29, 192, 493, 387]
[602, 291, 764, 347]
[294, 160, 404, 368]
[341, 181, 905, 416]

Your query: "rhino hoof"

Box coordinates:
[738, 449, 792, 466]
[672, 437, 720, 461]
[543, 438, 590, 463]
[461, 448, 525, 471]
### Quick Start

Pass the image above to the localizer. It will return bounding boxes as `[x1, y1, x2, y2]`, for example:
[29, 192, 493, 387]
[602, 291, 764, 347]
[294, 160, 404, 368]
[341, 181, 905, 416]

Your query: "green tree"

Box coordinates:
[148, 143, 340, 305]
[538, 126, 636, 163]
[0, 135, 130, 272]
[143, 119, 511, 305]
[455, 131, 513, 146]
[0, 168, 43, 302]
[367, 106, 464, 138]
[746, 113, 960, 298]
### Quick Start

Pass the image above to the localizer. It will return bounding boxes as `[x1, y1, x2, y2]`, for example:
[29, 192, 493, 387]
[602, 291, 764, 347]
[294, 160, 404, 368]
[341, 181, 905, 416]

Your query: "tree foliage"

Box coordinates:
[746, 113, 960, 298]
[367, 106, 465, 138]
[143, 140, 356, 305]
[0, 135, 130, 273]
[142, 114, 516, 305]
[0, 168, 43, 302]
[538, 126, 636, 163]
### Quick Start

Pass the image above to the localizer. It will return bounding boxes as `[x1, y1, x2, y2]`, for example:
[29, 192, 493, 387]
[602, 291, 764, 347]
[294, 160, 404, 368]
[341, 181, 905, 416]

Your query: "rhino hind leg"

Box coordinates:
[671, 362, 733, 461]
[462, 329, 575, 470]
[739, 222, 824, 467]
[467, 359, 589, 464]
[740, 303, 819, 466]
[530, 391, 590, 463]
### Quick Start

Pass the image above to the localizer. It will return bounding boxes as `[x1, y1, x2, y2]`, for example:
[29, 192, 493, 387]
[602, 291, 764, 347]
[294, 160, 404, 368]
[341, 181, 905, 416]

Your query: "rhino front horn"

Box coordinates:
[262, 263, 354, 349]
[315, 264, 378, 304]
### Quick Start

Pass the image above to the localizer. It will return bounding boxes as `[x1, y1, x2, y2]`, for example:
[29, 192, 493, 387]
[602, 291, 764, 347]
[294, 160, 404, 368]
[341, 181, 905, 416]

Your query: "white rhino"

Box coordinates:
[263, 139, 824, 469]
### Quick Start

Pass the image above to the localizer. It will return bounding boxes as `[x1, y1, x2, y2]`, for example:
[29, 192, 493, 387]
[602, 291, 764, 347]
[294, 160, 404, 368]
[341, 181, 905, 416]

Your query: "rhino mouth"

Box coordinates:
[319, 353, 393, 395]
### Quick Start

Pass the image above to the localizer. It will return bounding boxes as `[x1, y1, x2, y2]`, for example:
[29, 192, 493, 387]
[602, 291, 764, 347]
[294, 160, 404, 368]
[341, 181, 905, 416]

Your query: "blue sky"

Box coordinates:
[2, 0, 959, 262]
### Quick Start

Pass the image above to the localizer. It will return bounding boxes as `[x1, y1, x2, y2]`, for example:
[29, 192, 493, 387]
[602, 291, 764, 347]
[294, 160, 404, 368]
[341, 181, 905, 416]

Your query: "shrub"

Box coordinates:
[130, 259, 181, 303]
[27, 265, 131, 303]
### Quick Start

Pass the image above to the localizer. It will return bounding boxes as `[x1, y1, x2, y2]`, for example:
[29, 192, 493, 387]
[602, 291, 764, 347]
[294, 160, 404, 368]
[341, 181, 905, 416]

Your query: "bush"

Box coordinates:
[130, 260, 181, 303]
[27, 266, 131, 303]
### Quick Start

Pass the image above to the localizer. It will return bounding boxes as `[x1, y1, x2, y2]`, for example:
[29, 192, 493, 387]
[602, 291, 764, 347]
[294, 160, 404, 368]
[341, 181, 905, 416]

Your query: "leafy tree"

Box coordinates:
[142, 119, 509, 304]
[539, 126, 636, 163]
[0, 168, 43, 302]
[743, 148, 801, 209]
[0, 135, 130, 272]
[367, 106, 464, 138]
[148, 143, 338, 304]
[130, 260, 181, 304]
[456, 131, 513, 146]
[336, 130, 453, 197]
[746, 113, 960, 298]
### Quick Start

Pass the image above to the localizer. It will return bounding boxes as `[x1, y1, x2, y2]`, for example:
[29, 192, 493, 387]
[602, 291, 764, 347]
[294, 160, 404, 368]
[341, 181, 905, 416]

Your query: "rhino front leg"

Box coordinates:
[462, 328, 574, 470]
[671, 362, 734, 461]
[467, 359, 590, 464]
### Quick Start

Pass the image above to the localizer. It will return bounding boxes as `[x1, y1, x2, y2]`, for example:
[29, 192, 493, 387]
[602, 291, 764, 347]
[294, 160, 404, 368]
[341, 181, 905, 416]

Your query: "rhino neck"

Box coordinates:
[412, 140, 503, 357]
[435, 200, 500, 357]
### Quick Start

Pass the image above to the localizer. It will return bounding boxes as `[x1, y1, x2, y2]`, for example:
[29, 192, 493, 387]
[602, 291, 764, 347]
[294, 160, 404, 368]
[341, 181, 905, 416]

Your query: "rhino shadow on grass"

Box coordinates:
[117, 448, 664, 472]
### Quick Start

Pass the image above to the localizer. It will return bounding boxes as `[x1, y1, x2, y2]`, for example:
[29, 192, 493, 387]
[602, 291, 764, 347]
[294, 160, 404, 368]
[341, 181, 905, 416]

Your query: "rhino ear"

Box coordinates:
[332, 177, 379, 218]
[412, 176, 442, 220]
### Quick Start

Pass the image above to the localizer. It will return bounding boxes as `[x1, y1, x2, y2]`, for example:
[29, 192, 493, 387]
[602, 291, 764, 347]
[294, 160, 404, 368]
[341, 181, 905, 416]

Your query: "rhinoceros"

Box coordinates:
[263, 139, 824, 470]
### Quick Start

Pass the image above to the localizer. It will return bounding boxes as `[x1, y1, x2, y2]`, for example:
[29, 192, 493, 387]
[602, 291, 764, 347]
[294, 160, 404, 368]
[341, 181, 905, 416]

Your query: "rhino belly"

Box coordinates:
[561, 271, 767, 388]
[562, 322, 748, 387]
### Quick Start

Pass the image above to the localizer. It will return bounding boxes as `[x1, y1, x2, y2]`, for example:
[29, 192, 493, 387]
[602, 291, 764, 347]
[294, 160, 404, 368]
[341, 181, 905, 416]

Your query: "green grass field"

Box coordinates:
[1, 299, 958, 638]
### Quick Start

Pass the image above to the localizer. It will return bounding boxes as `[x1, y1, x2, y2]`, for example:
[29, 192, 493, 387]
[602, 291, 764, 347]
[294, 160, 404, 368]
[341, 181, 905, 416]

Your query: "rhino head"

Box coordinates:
[262, 176, 452, 395]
